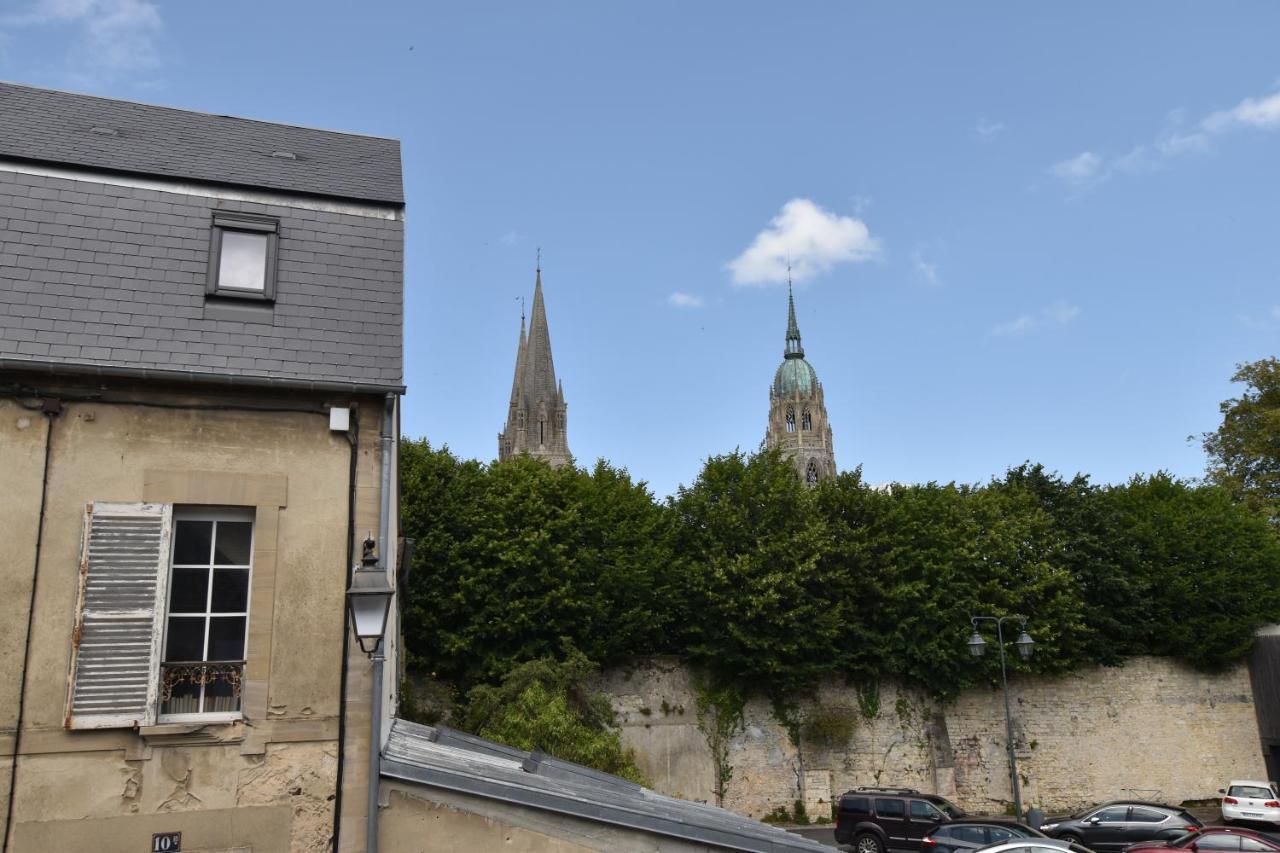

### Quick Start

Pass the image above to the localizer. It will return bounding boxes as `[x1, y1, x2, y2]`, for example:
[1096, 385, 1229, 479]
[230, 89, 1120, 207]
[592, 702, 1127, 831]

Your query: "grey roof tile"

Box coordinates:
[0, 81, 403, 205]
[382, 719, 827, 853]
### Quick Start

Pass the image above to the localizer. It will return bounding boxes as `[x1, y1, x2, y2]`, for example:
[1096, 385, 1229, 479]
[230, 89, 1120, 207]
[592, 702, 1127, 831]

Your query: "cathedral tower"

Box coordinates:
[498, 265, 570, 467]
[765, 282, 837, 485]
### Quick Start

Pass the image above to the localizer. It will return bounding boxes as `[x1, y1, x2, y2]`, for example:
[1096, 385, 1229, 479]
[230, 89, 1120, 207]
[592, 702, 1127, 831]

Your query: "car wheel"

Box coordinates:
[1059, 834, 1083, 846]
[855, 832, 885, 853]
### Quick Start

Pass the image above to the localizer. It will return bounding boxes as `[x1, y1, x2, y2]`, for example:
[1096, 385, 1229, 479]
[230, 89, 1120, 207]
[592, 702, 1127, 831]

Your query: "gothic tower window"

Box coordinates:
[785, 406, 796, 433]
[539, 420, 545, 445]
[806, 459, 819, 486]
[802, 409, 812, 431]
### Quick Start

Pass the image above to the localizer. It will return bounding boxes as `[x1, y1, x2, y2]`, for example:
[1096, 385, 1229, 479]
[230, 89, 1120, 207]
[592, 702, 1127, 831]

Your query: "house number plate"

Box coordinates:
[152, 832, 181, 852]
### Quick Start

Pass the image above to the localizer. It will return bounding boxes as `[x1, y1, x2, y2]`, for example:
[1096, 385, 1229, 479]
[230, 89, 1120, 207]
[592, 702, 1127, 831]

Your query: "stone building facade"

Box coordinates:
[765, 284, 837, 484]
[498, 267, 570, 467]
[0, 82, 404, 852]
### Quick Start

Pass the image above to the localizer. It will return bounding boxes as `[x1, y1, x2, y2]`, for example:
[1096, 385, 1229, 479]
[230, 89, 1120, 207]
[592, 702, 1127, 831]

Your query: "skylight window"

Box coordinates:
[206, 213, 279, 301]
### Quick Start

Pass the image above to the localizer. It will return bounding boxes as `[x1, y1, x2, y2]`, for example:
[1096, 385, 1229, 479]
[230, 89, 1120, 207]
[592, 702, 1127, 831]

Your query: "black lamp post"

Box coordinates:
[968, 615, 1034, 819]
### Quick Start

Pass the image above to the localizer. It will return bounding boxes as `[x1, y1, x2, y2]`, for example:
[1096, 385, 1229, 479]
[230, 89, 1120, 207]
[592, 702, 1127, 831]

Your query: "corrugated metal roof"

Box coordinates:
[382, 719, 828, 853]
[0, 82, 403, 204]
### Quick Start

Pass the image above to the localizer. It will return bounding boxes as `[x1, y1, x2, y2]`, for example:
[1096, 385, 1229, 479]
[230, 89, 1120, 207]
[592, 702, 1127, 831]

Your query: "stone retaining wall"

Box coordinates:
[598, 656, 1264, 819]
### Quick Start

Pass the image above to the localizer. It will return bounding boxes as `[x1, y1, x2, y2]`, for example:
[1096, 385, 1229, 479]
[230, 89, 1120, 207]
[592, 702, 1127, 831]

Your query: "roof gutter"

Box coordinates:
[0, 357, 406, 396]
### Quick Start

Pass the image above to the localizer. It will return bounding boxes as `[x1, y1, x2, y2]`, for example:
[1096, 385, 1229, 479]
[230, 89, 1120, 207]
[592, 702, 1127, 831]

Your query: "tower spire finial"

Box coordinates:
[784, 266, 803, 359]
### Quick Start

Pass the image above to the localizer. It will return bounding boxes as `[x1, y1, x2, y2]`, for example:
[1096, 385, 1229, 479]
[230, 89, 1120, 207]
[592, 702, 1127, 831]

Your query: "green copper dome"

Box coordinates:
[773, 357, 818, 397]
[772, 281, 819, 396]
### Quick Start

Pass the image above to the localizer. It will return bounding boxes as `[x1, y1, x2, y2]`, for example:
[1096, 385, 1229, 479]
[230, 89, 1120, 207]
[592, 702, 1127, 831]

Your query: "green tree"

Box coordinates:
[458, 645, 647, 784]
[670, 448, 844, 700]
[1201, 358, 1280, 520]
[1102, 473, 1280, 668]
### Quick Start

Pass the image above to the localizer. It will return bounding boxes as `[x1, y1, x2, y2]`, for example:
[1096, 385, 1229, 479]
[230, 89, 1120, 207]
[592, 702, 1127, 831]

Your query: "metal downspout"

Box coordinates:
[367, 392, 395, 853]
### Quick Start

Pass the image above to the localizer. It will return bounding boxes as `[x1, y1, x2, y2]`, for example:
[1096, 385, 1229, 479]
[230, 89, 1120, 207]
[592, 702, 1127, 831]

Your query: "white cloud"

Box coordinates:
[992, 314, 1037, 337]
[727, 198, 880, 286]
[911, 247, 939, 285]
[992, 301, 1080, 337]
[1, 0, 162, 77]
[1052, 85, 1280, 189]
[1050, 151, 1103, 183]
[666, 292, 703, 309]
[1203, 90, 1280, 133]
[976, 118, 1005, 138]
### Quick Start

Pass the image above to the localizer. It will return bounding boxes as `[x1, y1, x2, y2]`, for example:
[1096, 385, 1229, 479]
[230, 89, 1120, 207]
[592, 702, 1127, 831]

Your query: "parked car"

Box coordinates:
[1039, 803, 1203, 852]
[971, 840, 1095, 853]
[922, 819, 1049, 853]
[1219, 781, 1280, 827]
[1124, 827, 1280, 853]
[834, 787, 967, 853]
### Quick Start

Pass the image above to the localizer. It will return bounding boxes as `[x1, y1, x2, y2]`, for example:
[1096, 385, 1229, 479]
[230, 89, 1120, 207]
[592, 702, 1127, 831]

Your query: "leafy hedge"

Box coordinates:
[400, 442, 1280, 702]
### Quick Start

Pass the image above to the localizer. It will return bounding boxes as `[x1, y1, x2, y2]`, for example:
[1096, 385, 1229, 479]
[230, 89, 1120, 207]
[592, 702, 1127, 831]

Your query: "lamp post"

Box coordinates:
[967, 615, 1034, 820]
[346, 538, 394, 853]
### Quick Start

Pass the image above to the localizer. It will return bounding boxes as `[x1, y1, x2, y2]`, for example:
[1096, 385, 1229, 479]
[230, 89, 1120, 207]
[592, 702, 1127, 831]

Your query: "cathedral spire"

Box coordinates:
[784, 272, 804, 359]
[508, 305, 526, 405]
[498, 260, 570, 467]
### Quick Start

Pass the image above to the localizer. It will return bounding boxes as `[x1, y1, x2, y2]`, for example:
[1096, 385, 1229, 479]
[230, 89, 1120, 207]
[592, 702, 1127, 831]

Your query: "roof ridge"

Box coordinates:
[0, 79, 399, 142]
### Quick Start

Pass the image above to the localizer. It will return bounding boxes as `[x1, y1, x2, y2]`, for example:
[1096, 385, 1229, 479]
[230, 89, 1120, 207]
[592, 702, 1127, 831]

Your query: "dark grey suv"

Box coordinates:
[835, 787, 967, 853]
[1038, 802, 1203, 852]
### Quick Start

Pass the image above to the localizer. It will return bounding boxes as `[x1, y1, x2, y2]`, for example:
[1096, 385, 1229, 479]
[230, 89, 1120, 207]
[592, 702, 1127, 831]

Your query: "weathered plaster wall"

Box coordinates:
[379, 784, 743, 853]
[600, 656, 1265, 819]
[0, 389, 389, 852]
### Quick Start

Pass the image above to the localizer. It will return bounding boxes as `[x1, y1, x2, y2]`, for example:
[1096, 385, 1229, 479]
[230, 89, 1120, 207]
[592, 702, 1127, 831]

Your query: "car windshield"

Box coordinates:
[1229, 786, 1274, 799]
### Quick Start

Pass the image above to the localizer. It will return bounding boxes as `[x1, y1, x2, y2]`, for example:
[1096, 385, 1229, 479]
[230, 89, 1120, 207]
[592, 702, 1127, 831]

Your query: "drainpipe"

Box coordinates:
[367, 393, 395, 853]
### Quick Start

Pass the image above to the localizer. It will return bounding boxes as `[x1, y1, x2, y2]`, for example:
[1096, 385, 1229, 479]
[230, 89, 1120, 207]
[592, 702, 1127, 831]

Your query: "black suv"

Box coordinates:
[835, 787, 967, 853]
[1038, 802, 1203, 852]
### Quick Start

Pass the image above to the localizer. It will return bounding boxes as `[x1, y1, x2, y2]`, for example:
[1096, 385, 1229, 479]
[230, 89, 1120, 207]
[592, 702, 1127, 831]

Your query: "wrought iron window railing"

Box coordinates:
[160, 660, 244, 715]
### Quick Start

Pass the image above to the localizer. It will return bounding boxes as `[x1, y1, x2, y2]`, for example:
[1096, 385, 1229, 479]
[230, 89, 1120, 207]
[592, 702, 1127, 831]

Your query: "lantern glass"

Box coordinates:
[1015, 631, 1035, 660]
[967, 631, 987, 658]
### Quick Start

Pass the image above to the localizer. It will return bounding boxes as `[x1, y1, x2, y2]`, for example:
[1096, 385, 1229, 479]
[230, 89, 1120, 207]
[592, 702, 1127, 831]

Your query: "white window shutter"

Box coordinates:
[65, 502, 172, 729]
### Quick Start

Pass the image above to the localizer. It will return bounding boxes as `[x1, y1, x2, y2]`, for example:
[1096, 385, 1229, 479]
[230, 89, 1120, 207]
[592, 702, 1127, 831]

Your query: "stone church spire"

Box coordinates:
[765, 282, 837, 485]
[498, 263, 570, 467]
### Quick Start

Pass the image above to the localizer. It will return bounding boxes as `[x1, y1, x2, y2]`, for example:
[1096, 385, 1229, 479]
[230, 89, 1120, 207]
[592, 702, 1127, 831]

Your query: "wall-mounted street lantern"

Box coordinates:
[346, 537, 393, 656]
[968, 615, 1034, 820]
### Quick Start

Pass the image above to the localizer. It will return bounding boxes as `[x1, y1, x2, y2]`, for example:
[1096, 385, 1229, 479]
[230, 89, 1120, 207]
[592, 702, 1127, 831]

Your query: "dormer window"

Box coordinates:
[207, 213, 279, 300]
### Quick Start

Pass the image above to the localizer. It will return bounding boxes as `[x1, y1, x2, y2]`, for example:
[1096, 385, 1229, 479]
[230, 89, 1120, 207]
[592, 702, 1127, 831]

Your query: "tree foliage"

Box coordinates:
[401, 440, 1280, 713]
[1202, 357, 1280, 521]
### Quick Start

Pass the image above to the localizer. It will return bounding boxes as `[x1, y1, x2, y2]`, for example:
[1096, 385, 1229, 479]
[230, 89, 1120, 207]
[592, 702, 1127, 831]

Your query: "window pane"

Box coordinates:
[1096, 808, 1129, 823]
[162, 679, 201, 715]
[211, 569, 249, 613]
[173, 520, 213, 565]
[169, 568, 209, 613]
[876, 799, 905, 818]
[987, 828, 1015, 843]
[1196, 835, 1241, 852]
[1241, 839, 1273, 852]
[218, 230, 268, 291]
[956, 827, 989, 843]
[912, 801, 940, 820]
[1130, 809, 1166, 823]
[203, 669, 240, 712]
[214, 521, 253, 565]
[1230, 787, 1273, 800]
[207, 616, 246, 660]
[841, 797, 870, 815]
[165, 617, 205, 661]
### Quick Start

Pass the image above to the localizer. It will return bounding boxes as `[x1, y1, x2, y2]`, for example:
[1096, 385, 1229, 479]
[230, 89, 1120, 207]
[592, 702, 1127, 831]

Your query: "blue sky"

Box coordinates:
[4, 2, 1279, 498]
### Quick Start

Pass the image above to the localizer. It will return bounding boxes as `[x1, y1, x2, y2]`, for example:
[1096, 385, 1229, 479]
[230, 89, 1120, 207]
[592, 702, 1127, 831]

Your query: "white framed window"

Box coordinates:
[159, 508, 253, 721]
[64, 502, 254, 730]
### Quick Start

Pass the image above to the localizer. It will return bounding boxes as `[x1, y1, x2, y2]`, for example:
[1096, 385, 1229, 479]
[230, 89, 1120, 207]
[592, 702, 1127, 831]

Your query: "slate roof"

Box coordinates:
[382, 719, 828, 852]
[0, 81, 402, 204]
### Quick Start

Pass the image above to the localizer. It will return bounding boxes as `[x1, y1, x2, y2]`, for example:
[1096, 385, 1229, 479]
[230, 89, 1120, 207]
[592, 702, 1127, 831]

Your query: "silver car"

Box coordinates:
[975, 840, 1096, 853]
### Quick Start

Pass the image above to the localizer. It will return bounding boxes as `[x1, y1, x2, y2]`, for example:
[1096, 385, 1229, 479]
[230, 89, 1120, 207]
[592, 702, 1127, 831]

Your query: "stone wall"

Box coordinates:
[598, 656, 1265, 819]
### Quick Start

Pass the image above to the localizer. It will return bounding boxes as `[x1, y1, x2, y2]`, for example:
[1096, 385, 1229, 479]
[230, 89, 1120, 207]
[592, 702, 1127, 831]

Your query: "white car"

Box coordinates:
[1220, 780, 1280, 826]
